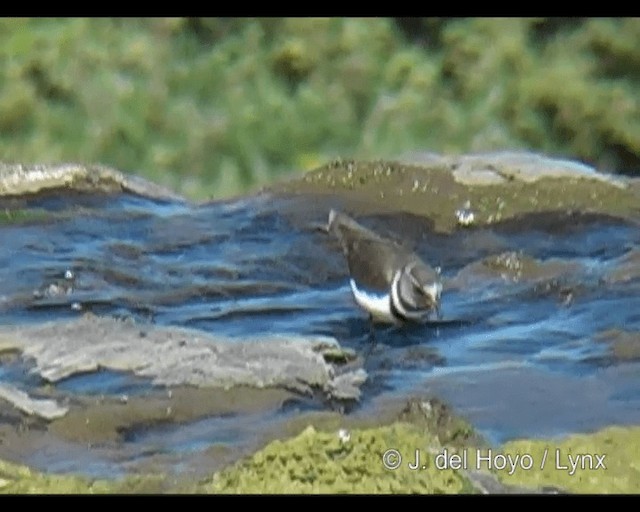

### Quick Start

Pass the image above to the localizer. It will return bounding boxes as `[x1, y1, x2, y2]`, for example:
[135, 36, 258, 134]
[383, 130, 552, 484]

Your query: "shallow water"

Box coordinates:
[1, 190, 639, 477]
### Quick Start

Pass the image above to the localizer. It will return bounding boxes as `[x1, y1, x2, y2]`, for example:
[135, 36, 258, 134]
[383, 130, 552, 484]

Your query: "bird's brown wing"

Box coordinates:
[328, 210, 420, 291]
[342, 237, 399, 290]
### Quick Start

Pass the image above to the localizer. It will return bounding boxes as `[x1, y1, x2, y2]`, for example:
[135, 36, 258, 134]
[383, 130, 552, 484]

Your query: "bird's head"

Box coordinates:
[397, 262, 442, 319]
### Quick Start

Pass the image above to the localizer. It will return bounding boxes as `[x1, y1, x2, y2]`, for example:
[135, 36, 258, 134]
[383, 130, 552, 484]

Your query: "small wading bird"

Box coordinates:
[326, 209, 442, 347]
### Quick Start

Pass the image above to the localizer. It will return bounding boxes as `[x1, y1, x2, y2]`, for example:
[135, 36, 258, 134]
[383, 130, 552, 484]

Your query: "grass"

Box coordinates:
[0, 18, 638, 201]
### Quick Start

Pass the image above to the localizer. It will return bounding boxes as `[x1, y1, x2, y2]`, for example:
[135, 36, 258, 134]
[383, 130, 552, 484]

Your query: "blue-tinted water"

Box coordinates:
[0, 190, 639, 476]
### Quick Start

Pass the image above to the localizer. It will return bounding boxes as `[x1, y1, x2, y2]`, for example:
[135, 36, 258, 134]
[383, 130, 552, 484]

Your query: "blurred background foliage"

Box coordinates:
[0, 17, 638, 200]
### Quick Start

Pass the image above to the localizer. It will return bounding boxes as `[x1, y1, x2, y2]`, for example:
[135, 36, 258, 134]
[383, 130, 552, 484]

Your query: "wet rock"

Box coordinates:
[269, 153, 640, 232]
[325, 369, 368, 401]
[0, 383, 68, 420]
[47, 386, 296, 445]
[449, 250, 584, 289]
[396, 397, 481, 447]
[0, 314, 366, 401]
[594, 329, 640, 362]
[32, 270, 76, 300]
[0, 162, 183, 201]
[406, 151, 629, 188]
[603, 248, 640, 285]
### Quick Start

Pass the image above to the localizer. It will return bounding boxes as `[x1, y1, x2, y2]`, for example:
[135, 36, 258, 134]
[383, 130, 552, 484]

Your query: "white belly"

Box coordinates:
[349, 279, 396, 324]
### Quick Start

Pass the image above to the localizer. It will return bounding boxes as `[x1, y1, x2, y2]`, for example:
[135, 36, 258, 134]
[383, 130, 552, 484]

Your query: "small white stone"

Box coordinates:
[455, 202, 476, 227]
[338, 428, 351, 443]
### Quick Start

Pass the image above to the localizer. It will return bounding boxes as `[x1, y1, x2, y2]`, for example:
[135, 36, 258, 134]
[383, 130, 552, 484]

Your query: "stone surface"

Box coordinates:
[0, 314, 365, 401]
[269, 153, 640, 232]
[404, 151, 629, 188]
[0, 383, 68, 420]
[0, 162, 183, 200]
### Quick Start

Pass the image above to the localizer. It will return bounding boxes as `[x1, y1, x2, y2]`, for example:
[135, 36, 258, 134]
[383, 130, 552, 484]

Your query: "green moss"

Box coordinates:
[1, 418, 640, 493]
[192, 423, 470, 494]
[495, 426, 640, 494]
[0, 458, 167, 494]
[196, 421, 640, 494]
[0, 208, 49, 225]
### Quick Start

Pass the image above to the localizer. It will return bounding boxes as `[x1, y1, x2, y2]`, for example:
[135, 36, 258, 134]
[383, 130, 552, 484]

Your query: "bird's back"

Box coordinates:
[327, 209, 435, 291]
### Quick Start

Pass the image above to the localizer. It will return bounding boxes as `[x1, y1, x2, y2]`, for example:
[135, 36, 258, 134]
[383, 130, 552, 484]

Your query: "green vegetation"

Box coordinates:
[0, 458, 168, 494]
[496, 425, 640, 493]
[0, 207, 49, 224]
[192, 423, 471, 494]
[0, 18, 638, 200]
[4, 422, 640, 493]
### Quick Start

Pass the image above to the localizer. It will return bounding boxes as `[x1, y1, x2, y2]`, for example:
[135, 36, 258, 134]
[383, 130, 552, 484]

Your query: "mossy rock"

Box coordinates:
[193, 423, 472, 494]
[494, 425, 640, 493]
[0, 458, 166, 494]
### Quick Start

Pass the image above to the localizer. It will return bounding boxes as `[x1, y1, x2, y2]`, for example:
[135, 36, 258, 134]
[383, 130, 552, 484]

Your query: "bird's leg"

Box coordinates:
[364, 314, 378, 358]
[398, 326, 411, 344]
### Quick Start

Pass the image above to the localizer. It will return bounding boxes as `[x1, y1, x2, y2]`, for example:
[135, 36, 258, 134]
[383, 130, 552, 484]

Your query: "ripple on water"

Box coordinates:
[0, 190, 639, 476]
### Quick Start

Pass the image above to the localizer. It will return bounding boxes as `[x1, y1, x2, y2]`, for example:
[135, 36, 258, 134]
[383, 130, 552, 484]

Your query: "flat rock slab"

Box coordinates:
[0, 383, 69, 420]
[404, 151, 629, 188]
[0, 314, 366, 402]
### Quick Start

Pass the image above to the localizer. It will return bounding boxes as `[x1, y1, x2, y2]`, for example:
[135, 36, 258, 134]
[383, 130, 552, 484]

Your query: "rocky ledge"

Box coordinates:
[0, 314, 366, 421]
[268, 151, 640, 232]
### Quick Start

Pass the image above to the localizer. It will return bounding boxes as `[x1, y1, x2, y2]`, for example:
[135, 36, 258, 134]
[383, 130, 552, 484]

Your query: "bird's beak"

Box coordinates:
[423, 282, 442, 319]
[434, 300, 442, 320]
[308, 221, 330, 233]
